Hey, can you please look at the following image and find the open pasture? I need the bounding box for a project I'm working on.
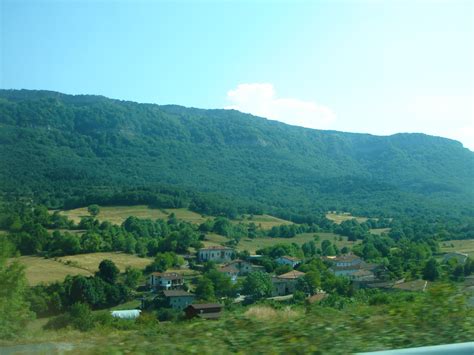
[59,206,207,225]
[326,212,368,224]
[12,252,152,285]
[440,239,474,258]
[205,232,358,254]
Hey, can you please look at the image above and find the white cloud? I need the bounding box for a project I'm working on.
[225,83,336,129]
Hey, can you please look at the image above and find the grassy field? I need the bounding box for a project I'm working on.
[12,252,153,285]
[58,252,152,272]
[59,206,207,225]
[232,214,293,230]
[59,205,292,230]
[205,232,358,254]
[326,212,368,224]
[370,228,391,235]
[440,239,474,258]
[12,256,93,286]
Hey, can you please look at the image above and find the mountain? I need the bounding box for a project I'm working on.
[1,89,473,218]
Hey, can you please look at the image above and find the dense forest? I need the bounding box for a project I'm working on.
[1,89,473,221]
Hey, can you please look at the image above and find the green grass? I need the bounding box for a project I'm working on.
[58,206,207,225]
[231,214,293,230]
[440,239,474,258]
[205,232,358,254]
[12,252,152,285]
[12,256,93,286]
[59,205,292,229]
[370,228,391,235]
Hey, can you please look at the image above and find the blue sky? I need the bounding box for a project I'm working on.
[2,0,473,149]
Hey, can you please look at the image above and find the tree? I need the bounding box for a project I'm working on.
[296,271,321,295]
[242,272,273,299]
[68,302,95,331]
[204,270,234,298]
[124,266,141,289]
[87,204,100,217]
[422,258,441,281]
[0,237,34,338]
[96,260,120,284]
[195,277,215,301]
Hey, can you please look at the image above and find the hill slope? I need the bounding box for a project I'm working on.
[1,89,473,217]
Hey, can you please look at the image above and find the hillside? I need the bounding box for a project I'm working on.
[1,89,473,218]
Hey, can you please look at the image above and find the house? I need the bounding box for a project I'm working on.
[272,270,305,296]
[227,259,254,275]
[275,256,302,268]
[148,272,184,290]
[219,259,254,276]
[218,264,239,283]
[198,246,235,263]
[350,269,375,281]
[185,303,223,320]
[162,290,195,310]
[324,254,362,268]
[443,252,468,265]
[326,254,378,279]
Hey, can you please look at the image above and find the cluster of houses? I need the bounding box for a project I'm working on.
[142,244,467,319]
[144,245,387,318]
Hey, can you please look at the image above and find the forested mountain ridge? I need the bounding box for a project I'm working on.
[1,89,473,217]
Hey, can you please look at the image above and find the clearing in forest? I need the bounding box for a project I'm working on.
[440,239,474,258]
[12,252,152,285]
[326,212,368,224]
[205,232,358,254]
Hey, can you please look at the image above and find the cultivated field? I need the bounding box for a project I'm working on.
[59,206,207,225]
[326,212,368,224]
[204,232,358,254]
[12,252,152,285]
[440,239,474,258]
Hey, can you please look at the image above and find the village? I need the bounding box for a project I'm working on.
[112,244,447,321]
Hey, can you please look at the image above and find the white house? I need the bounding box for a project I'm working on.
[275,256,302,268]
[198,246,235,263]
[148,272,184,290]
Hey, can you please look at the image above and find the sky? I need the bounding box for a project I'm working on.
[1,0,473,150]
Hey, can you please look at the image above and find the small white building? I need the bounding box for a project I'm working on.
[275,256,302,268]
[198,246,235,263]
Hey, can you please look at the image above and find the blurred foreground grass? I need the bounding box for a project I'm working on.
[2,284,473,354]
